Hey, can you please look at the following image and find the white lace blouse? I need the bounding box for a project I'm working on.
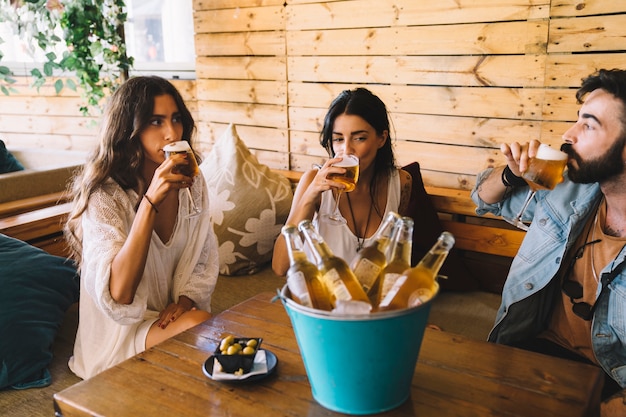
[69,177,219,379]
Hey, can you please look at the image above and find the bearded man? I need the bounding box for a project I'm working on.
[471,68,626,416]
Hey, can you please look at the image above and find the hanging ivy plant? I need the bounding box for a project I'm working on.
[0,0,133,115]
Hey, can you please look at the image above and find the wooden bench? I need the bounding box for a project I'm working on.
[0,170,525,291]
[0,197,71,257]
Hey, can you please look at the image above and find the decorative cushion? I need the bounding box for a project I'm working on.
[0,234,79,390]
[0,140,25,174]
[402,162,481,292]
[201,124,293,275]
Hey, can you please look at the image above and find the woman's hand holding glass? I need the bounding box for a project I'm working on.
[319,154,360,225]
[163,141,202,218]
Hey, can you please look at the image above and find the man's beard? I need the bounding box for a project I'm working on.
[561,139,626,184]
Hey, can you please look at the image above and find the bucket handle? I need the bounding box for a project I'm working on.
[271,287,285,304]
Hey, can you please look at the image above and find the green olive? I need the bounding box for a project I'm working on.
[219,335,235,351]
[226,344,240,355]
[242,346,255,355]
[246,339,258,348]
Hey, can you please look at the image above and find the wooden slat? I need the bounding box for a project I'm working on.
[287,0,549,29]
[194,32,286,56]
[545,53,626,87]
[287,55,546,87]
[442,220,525,258]
[195,6,284,33]
[0,203,71,242]
[288,109,546,149]
[196,79,287,105]
[0,114,99,136]
[548,15,626,53]
[551,0,626,18]
[197,122,289,153]
[193,0,287,13]
[1,132,97,151]
[287,83,547,120]
[197,101,288,129]
[0,95,89,117]
[0,191,67,218]
[286,21,548,56]
[195,56,287,80]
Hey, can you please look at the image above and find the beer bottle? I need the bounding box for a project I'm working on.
[349,211,401,296]
[298,220,372,312]
[377,231,454,311]
[282,225,333,311]
[376,216,414,306]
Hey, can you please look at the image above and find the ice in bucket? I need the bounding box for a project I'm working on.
[280,283,437,415]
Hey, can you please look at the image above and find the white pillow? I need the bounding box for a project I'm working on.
[201,124,293,275]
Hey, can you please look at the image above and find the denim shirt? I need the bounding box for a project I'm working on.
[471,169,626,388]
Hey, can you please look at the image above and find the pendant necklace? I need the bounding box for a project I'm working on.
[346,192,373,252]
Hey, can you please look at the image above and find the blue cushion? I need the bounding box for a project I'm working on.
[0,140,25,174]
[0,234,79,390]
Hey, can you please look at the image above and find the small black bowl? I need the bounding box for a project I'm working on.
[214,337,263,374]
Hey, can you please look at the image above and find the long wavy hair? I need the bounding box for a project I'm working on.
[319,87,397,217]
[64,76,196,265]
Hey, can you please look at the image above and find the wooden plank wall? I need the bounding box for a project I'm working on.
[1,1,625,191]
[193,0,626,190]
[0,79,197,153]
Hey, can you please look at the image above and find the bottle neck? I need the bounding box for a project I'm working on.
[416,240,452,275]
[299,221,334,264]
[283,227,306,265]
[389,240,412,264]
[388,219,413,263]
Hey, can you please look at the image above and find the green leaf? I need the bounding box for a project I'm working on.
[44,62,54,77]
[30,68,43,78]
[66,79,77,91]
[54,79,64,94]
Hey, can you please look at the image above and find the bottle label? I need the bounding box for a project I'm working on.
[378,274,407,308]
[378,272,402,301]
[352,258,382,292]
[287,272,313,308]
[407,288,433,307]
[322,268,352,301]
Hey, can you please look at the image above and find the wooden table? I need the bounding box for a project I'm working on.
[54,292,603,417]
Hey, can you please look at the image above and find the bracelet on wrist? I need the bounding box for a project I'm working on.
[501,166,527,187]
[143,194,159,213]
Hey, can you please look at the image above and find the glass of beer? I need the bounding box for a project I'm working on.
[321,154,359,225]
[504,144,568,231]
[163,141,202,217]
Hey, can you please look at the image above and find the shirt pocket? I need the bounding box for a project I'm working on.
[607,280,626,339]
[515,212,566,264]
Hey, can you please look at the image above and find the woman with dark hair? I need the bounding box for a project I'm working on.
[64,76,218,379]
[272,87,412,275]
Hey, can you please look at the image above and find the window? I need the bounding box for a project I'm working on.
[125,0,196,78]
[0,0,195,79]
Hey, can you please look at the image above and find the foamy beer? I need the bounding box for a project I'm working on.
[163,141,199,177]
[328,154,359,192]
[522,144,568,191]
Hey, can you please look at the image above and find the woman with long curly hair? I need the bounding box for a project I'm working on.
[64,76,218,379]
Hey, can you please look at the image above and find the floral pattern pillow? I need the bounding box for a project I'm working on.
[201,124,293,275]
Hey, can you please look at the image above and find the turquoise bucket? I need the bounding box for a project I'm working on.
[279,284,437,415]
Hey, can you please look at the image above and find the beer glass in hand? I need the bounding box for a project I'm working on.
[321,154,359,225]
[504,144,568,231]
[163,141,202,218]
